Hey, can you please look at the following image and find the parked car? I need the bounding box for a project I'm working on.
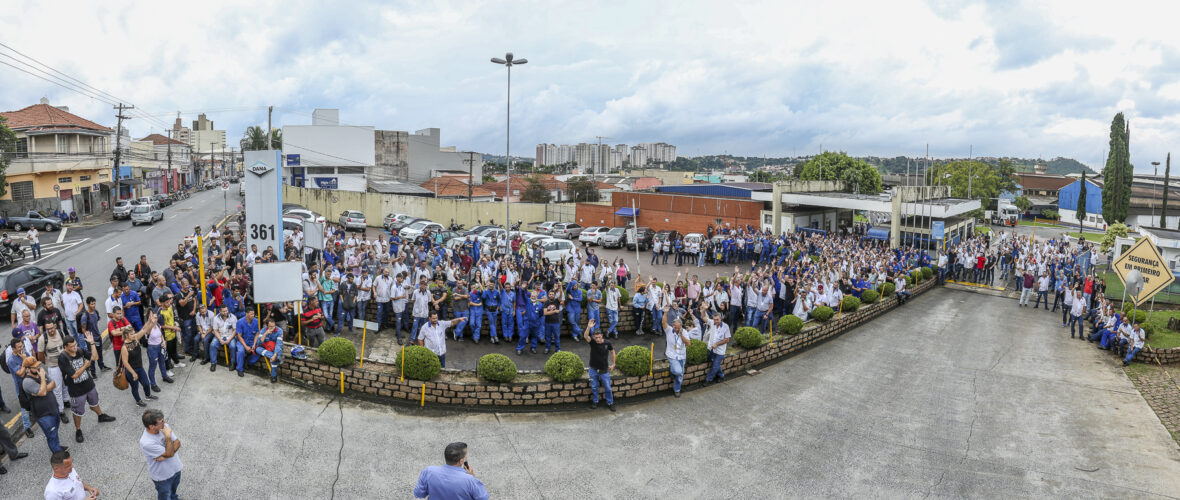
[601,227,627,248]
[0,265,64,320]
[463,224,497,236]
[6,211,62,232]
[578,226,610,245]
[399,221,444,243]
[535,221,558,234]
[626,226,655,250]
[282,216,304,240]
[282,203,307,212]
[549,222,584,239]
[134,197,152,206]
[282,208,326,225]
[113,200,134,220]
[338,210,367,232]
[151,194,172,207]
[382,213,405,230]
[130,204,164,226]
[653,230,682,248]
[684,233,704,246]
[537,237,576,261]
[388,216,425,232]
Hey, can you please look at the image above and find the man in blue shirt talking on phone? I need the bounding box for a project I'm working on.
[414,441,488,499]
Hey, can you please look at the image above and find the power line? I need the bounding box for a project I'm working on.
[0,41,133,105]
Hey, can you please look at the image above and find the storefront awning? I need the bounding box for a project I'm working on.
[615,207,638,216]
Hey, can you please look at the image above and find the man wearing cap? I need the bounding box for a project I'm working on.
[61,282,83,340]
[10,287,35,327]
[65,267,83,293]
[6,339,35,438]
[58,334,116,443]
[22,356,65,453]
[77,296,109,375]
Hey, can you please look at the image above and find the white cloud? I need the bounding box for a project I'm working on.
[1,0,1178,170]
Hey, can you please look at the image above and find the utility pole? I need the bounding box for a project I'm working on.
[112,104,133,204]
[968,144,973,199]
[267,106,274,150]
[166,127,173,194]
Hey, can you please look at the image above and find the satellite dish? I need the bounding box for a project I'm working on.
[1126,269,1144,297]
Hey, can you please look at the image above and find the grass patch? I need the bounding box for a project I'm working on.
[1143,309,1180,349]
[1123,362,1155,377]
[854,214,869,223]
[1065,231,1105,243]
[974,226,991,234]
[1102,271,1180,306]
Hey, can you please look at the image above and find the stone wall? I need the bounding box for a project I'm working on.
[276,278,949,409]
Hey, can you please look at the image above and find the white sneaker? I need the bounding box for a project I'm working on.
[177,363,186,368]
[166,370,175,377]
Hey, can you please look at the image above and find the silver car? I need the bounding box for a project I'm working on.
[338,210,367,232]
[600,227,626,248]
[130,204,163,226]
[550,222,584,239]
[113,200,134,220]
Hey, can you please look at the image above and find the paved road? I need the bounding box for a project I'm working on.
[2,285,1177,498]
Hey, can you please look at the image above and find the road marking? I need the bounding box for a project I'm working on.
[56,227,68,243]
[144,226,154,232]
[106,243,120,252]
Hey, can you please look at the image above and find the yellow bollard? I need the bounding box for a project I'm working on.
[264,356,273,374]
[223,344,229,366]
[400,345,405,382]
[340,371,344,394]
[649,342,653,377]
[360,322,367,368]
[837,296,845,319]
[420,382,426,407]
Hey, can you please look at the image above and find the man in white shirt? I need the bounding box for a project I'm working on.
[45,449,99,500]
[193,303,216,366]
[208,306,237,372]
[704,313,732,384]
[61,282,84,339]
[1069,289,1087,339]
[410,280,432,342]
[139,409,183,500]
[660,304,690,397]
[895,275,911,304]
[604,284,621,338]
[417,311,466,368]
[373,268,394,330]
[1121,323,1146,366]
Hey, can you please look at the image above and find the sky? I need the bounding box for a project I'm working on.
[1,0,1178,171]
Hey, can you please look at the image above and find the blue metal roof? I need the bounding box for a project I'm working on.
[654,183,767,198]
[615,207,637,216]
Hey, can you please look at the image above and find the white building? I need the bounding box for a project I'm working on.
[283,109,375,192]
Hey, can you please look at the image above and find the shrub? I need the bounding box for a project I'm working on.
[792,250,801,260]
[910,270,922,284]
[734,326,764,348]
[778,315,803,335]
[616,286,630,304]
[617,345,652,376]
[880,282,896,297]
[1142,323,1156,338]
[477,353,517,383]
[812,305,835,322]
[544,351,585,382]
[686,339,708,365]
[921,267,933,280]
[809,255,820,263]
[841,296,860,312]
[861,289,880,304]
[395,345,441,381]
[318,337,357,367]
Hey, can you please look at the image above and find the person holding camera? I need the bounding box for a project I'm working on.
[413,442,488,500]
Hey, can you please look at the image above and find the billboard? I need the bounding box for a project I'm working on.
[244,150,284,259]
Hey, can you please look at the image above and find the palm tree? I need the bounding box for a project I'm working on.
[269,129,282,150]
[243,126,267,151]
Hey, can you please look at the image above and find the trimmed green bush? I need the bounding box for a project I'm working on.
[477,353,517,383]
[861,289,880,304]
[812,305,835,322]
[686,339,708,365]
[318,337,357,367]
[792,250,801,260]
[617,345,652,376]
[910,270,922,284]
[1142,323,1156,338]
[734,326,764,348]
[616,286,630,304]
[544,351,585,382]
[880,282,896,297]
[809,255,820,263]
[395,345,441,381]
[841,296,860,312]
[921,267,933,280]
[778,314,804,335]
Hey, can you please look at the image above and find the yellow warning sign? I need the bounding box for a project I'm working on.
[1113,237,1176,306]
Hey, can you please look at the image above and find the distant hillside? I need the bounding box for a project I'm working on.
[1011,157,1096,175]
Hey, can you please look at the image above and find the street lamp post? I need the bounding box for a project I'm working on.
[1153,160,1161,226]
[491,52,527,233]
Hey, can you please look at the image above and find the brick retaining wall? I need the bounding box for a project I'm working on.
[276,278,953,409]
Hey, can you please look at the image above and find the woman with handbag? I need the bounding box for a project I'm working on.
[118,311,158,408]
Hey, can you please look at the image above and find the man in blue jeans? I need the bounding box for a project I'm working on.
[21,357,64,453]
[140,408,183,500]
[661,304,691,397]
[582,319,616,411]
[704,312,732,385]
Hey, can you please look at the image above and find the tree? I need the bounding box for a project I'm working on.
[520,177,551,203]
[1100,222,1129,253]
[795,151,883,194]
[0,116,15,197]
[1013,195,1031,213]
[565,176,600,202]
[1076,171,1088,234]
[928,159,1016,208]
[242,126,267,151]
[1101,113,1131,223]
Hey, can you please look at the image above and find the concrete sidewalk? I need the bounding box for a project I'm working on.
[1,288,1178,498]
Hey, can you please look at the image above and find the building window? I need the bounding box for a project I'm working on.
[58,177,73,183]
[80,175,90,181]
[337,166,364,175]
[14,137,28,158]
[11,181,34,201]
[57,136,72,154]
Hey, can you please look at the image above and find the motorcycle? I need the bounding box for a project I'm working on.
[448,219,465,232]
[1,234,25,259]
[511,220,522,232]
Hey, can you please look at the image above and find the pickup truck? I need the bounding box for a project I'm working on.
[6,211,62,232]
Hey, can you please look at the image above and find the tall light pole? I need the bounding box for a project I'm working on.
[491,52,527,231]
[1153,160,1161,226]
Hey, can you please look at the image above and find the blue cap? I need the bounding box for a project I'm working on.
[16,287,25,294]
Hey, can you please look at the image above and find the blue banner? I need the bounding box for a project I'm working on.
[932,221,945,239]
[286,154,300,166]
[313,177,338,189]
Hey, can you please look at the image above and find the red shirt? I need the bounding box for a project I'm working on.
[108,317,130,350]
[301,307,323,329]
